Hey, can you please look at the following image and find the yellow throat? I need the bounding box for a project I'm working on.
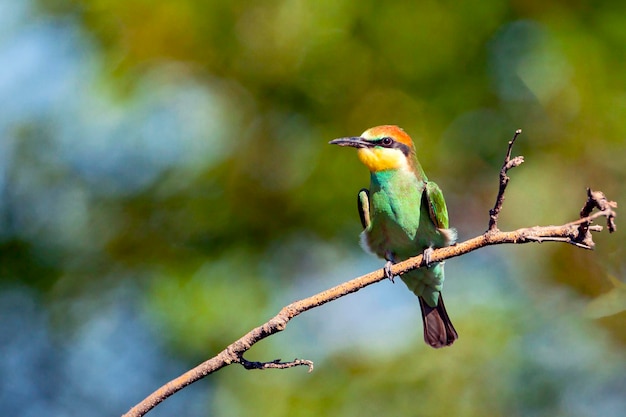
[357,147,407,172]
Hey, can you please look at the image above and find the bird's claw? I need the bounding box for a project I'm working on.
[423,247,434,267]
[384,260,395,283]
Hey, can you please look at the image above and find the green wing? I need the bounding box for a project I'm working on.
[424,181,450,229]
[357,188,371,229]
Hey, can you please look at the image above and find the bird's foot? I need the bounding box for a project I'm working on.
[384,260,395,283]
[423,247,434,267]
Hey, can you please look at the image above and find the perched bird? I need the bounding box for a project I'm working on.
[329,125,458,348]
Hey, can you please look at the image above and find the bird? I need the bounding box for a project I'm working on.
[329,125,458,348]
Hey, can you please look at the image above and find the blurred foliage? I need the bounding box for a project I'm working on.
[1,0,625,415]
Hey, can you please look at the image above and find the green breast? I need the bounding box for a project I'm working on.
[364,170,431,259]
[362,169,448,304]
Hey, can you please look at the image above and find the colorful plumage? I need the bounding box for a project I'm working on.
[330,125,458,348]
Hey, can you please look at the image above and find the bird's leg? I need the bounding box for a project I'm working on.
[384,261,394,283]
[423,247,434,267]
[384,251,396,283]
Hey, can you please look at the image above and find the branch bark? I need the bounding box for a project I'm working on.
[122,130,617,417]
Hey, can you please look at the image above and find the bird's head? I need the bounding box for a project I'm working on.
[329,125,415,172]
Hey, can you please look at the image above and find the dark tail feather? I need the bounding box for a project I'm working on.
[419,295,458,348]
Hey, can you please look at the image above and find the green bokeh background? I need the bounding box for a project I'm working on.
[1,1,624,416]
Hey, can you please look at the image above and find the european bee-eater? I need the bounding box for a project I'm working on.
[330,125,458,348]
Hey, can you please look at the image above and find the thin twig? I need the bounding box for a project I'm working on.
[240,357,314,372]
[488,129,524,232]
[578,188,617,237]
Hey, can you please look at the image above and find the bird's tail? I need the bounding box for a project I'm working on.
[418,294,458,348]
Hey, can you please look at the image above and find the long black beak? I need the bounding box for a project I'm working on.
[328,137,370,148]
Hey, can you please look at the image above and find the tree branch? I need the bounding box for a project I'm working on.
[122,130,617,417]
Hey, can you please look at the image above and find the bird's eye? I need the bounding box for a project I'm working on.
[381,137,393,146]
